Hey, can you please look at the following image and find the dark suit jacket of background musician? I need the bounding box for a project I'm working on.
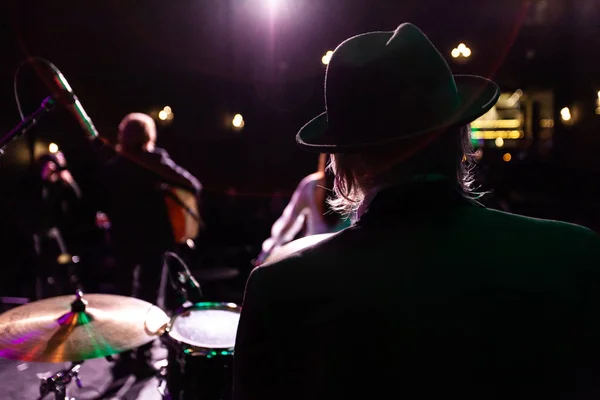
[98,146,201,256]
[234,181,600,400]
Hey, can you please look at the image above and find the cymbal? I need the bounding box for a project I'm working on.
[0,292,169,363]
[264,233,335,265]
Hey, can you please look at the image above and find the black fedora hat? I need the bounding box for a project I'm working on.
[297,23,500,152]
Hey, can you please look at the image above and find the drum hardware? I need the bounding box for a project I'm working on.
[36,361,83,400]
[156,365,170,399]
[36,356,116,400]
[164,251,204,309]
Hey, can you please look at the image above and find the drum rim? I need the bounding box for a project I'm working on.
[163,302,241,357]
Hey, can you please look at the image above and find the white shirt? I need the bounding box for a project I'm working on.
[257,173,330,264]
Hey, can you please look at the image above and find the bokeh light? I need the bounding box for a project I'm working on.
[503,153,512,162]
[322,51,333,65]
[560,107,571,121]
[158,106,174,122]
[48,143,59,153]
[232,114,245,129]
[451,43,471,59]
[495,137,504,148]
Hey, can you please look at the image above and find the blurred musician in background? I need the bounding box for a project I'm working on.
[98,112,201,376]
[31,151,81,298]
[255,154,350,265]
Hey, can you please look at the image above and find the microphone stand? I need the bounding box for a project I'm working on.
[37,360,83,400]
[0,96,56,155]
[164,251,204,308]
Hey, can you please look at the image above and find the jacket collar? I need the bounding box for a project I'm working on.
[356,179,484,226]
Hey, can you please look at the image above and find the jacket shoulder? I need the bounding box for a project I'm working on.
[477,207,595,233]
[471,207,600,253]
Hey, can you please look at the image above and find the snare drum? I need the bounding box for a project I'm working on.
[162,302,241,400]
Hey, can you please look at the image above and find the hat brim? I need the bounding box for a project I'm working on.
[296,75,500,153]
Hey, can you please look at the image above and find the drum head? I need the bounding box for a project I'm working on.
[169,303,241,350]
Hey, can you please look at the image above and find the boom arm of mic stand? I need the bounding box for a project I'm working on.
[0,96,56,155]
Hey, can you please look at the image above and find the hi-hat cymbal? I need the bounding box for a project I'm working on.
[263,233,335,265]
[0,292,169,363]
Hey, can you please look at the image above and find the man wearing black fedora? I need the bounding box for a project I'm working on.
[234,23,600,399]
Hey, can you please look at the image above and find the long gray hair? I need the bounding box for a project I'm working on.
[328,125,480,217]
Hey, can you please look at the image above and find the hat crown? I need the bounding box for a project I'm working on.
[296,23,500,151]
[324,23,460,140]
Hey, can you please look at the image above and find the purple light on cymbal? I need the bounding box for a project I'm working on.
[11,329,41,345]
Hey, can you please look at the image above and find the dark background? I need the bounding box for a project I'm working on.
[0,0,598,295]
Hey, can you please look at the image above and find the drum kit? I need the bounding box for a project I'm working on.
[0,289,241,400]
[0,58,338,400]
[0,229,334,400]
[0,233,328,399]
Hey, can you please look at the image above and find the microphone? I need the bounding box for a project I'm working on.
[164,252,204,305]
[1,59,101,154]
[50,67,99,139]
[0,96,55,150]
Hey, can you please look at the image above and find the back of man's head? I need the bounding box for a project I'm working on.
[117,113,157,153]
[328,125,476,216]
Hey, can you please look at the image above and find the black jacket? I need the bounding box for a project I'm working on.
[99,147,201,256]
[234,182,600,400]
